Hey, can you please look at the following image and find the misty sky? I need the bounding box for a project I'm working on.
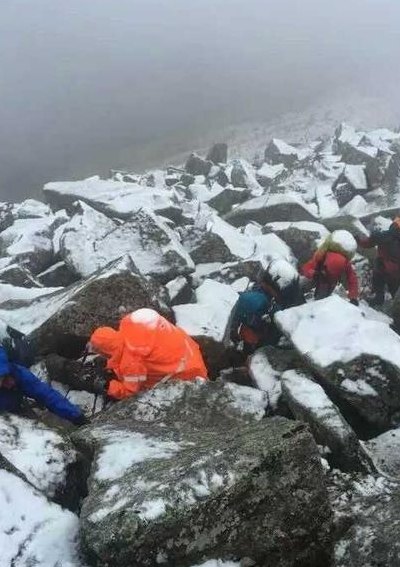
[1,0,400,201]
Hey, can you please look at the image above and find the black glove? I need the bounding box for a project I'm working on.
[350,298,359,306]
[72,414,89,426]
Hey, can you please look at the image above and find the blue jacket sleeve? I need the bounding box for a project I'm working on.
[11,364,84,423]
[0,347,11,377]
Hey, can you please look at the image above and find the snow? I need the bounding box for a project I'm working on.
[166,276,189,301]
[0,469,82,567]
[275,295,400,369]
[224,382,268,419]
[44,176,176,218]
[0,414,77,497]
[230,276,250,292]
[336,123,364,146]
[130,308,160,329]
[330,230,357,255]
[248,349,282,409]
[257,162,286,179]
[365,428,400,478]
[340,379,378,397]
[267,258,299,289]
[191,561,240,567]
[0,217,54,258]
[282,370,351,439]
[235,192,317,216]
[0,283,61,305]
[95,429,182,481]
[174,279,238,341]
[344,165,368,191]
[270,138,301,157]
[253,233,296,266]
[14,199,52,219]
[316,184,340,218]
[340,195,368,216]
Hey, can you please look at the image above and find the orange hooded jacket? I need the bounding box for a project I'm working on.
[89,309,208,400]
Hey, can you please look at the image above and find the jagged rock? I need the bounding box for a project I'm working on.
[185,153,213,176]
[256,162,287,188]
[331,473,400,567]
[316,184,340,218]
[333,165,369,207]
[225,193,317,227]
[207,186,250,215]
[180,226,236,264]
[248,346,301,412]
[0,282,61,308]
[180,172,196,187]
[229,160,248,188]
[282,370,372,472]
[174,279,238,376]
[0,468,82,566]
[43,175,177,219]
[0,256,172,356]
[276,296,400,430]
[73,380,332,567]
[206,143,228,165]
[365,428,400,478]
[263,221,329,264]
[37,261,79,287]
[265,138,307,168]
[0,262,41,288]
[166,276,193,305]
[0,414,85,509]
[14,198,52,219]
[0,201,15,232]
[0,216,56,274]
[59,202,194,283]
[205,259,264,286]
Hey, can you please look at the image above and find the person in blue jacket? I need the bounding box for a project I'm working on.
[0,345,86,425]
[228,259,304,355]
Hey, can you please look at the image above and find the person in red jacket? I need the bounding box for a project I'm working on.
[300,230,359,304]
[358,217,400,306]
[89,308,208,400]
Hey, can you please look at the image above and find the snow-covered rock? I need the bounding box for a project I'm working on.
[263,221,329,264]
[256,162,287,188]
[265,138,310,168]
[225,193,318,227]
[206,143,228,165]
[166,276,192,305]
[0,217,56,274]
[60,202,194,282]
[43,175,177,220]
[252,232,296,265]
[0,256,171,355]
[185,153,213,176]
[316,184,340,218]
[37,261,78,288]
[0,469,82,567]
[0,414,81,504]
[14,199,52,219]
[0,262,41,288]
[0,282,61,307]
[282,370,371,472]
[365,428,400,478]
[276,296,400,429]
[73,380,331,567]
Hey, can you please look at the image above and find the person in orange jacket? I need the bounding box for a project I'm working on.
[88,308,208,400]
[300,230,359,304]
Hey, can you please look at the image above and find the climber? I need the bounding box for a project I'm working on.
[228,259,304,355]
[300,230,359,304]
[0,345,86,424]
[88,308,208,400]
[358,217,400,306]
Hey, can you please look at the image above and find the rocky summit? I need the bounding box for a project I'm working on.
[2,123,400,566]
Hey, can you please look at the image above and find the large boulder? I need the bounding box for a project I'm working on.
[265,139,309,168]
[263,221,329,264]
[43,175,177,220]
[276,296,400,430]
[0,216,56,274]
[60,202,194,283]
[37,260,79,288]
[73,380,332,567]
[185,153,213,177]
[0,201,15,232]
[14,198,52,219]
[0,256,172,356]
[256,163,287,188]
[225,193,318,227]
[281,370,372,472]
[206,143,228,165]
[0,282,61,308]
[0,414,84,508]
[0,262,41,288]
[365,428,400,478]
[0,468,82,567]
[207,186,250,215]
[180,226,236,264]
[174,279,238,376]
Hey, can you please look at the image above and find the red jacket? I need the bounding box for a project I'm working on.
[301,250,359,300]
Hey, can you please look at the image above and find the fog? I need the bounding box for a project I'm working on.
[1,0,400,201]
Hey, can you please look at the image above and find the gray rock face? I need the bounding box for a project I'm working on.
[265,139,300,168]
[74,380,332,567]
[0,201,14,232]
[37,260,79,287]
[2,256,173,355]
[0,263,40,288]
[263,221,329,264]
[225,194,317,227]
[180,226,236,264]
[185,153,213,177]
[206,143,228,165]
[276,296,400,430]
[282,370,372,472]
[207,187,250,215]
[365,428,400,478]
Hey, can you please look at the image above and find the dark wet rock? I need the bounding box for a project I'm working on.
[207,186,251,215]
[73,380,332,567]
[37,261,79,288]
[206,143,228,165]
[185,153,213,177]
[263,221,329,264]
[180,226,236,264]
